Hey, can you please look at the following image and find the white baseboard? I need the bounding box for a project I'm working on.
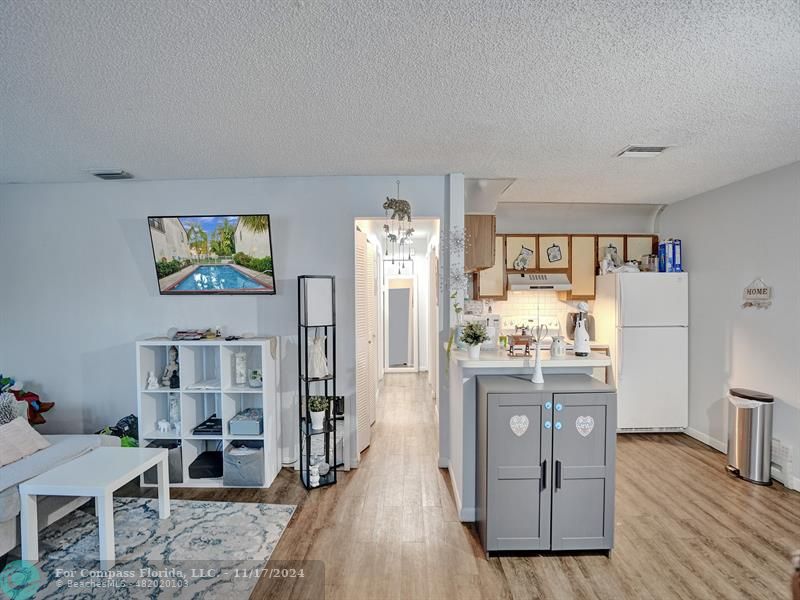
[685,427,727,454]
[792,477,800,492]
[447,464,476,521]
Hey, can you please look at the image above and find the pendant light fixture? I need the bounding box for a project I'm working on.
[382,180,414,269]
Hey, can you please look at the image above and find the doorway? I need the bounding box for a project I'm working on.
[385,275,417,371]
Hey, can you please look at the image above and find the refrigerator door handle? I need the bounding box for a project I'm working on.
[617,329,623,382]
[541,459,547,490]
[555,460,562,489]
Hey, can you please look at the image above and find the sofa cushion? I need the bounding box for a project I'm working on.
[0,417,51,467]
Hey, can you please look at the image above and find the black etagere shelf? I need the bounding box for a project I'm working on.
[297,275,344,489]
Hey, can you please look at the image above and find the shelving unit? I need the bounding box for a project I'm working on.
[135,337,280,488]
[298,275,343,489]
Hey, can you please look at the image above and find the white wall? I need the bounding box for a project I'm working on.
[0,176,448,468]
[496,202,661,234]
[658,162,800,488]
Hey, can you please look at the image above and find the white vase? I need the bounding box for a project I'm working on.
[234,352,247,385]
[310,410,325,431]
[467,344,481,360]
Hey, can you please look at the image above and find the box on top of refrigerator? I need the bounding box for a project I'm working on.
[658,239,682,272]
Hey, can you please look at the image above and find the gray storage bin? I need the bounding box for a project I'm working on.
[144,440,183,484]
[223,441,265,487]
[228,408,264,436]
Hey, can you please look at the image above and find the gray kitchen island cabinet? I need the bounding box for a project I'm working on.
[477,375,616,554]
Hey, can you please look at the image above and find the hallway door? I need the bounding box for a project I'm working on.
[355,228,371,453]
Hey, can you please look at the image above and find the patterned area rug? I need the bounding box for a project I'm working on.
[4,498,294,598]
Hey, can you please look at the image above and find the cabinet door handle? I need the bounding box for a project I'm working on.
[541,460,547,490]
[555,460,562,489]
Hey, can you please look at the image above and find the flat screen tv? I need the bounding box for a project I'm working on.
[148,214,276,295]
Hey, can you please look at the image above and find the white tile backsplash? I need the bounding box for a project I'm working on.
[486,291,593,337]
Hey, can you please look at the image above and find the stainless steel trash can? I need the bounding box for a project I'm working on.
[726,388,773,485]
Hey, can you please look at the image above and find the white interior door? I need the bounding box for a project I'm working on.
[355,228,371,453]
[617,326,688,429]
[366,242,378,425]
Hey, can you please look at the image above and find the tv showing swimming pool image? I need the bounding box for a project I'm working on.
[148,214,275,295]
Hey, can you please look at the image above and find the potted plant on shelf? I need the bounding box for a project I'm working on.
[460,321,489,360]
[308,396,329,431]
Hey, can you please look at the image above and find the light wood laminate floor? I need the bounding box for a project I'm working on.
[132,373,800,599]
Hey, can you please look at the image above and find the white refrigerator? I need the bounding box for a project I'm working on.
[595,273,688,430]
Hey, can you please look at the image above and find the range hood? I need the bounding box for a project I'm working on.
[507,273,572,291]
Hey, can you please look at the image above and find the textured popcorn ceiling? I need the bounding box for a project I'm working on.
[1,1,798,203]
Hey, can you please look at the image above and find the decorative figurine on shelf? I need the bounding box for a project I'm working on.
[234,352,247,385]
[169,370,180,389]
[161,346,179,387]
[168,392,180,426]
[145,371,159,390]
[308,335,330,379]
[248,369,263,388]
[309,464,320,487]
[157,419,170,433]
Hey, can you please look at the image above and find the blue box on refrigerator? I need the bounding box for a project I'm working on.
[672,239,682,272]
[658,242,666,272]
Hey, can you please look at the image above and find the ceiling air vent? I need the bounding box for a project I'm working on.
[92,170,133,180]
[616,145,670,158]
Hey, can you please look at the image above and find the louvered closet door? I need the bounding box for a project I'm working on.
[355,229,371,453]
[366,242,378,425]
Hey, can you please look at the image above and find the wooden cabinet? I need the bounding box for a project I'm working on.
[569,235,596,300]
[505,235,537,272]
[538,235,570,270]
[475,235,506,300]
[465,215,496,272]
[625,235,658,262]
[597,236,625,263]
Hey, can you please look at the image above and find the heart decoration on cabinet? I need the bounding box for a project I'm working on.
[509,415,529,437]
[575,415,594,437]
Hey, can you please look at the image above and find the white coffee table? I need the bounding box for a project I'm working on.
[19,446,170,567]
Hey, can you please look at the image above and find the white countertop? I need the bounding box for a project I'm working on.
[447,347,612,369]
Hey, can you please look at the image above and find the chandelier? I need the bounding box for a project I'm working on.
[382,180,414,268]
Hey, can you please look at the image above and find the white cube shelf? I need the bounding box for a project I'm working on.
[136,337,280,488]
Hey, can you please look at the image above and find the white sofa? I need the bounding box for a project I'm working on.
[0,402,120,557]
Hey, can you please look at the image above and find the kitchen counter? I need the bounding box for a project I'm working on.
[449,347,611,369]
[441,344,613,522]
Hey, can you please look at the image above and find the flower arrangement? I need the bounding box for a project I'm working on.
[460,321,489,346]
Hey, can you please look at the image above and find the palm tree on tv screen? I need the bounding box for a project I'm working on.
[185,223,208,257]
[239,215,269,233]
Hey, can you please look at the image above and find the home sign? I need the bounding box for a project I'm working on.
[742,278,772,309]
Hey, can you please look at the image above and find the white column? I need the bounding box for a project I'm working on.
[438,173,465,468]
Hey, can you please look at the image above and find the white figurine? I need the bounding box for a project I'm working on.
[157,419,170,433]
[146,371,159,390]
[308,336,330,379]
[309,464,320,487]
